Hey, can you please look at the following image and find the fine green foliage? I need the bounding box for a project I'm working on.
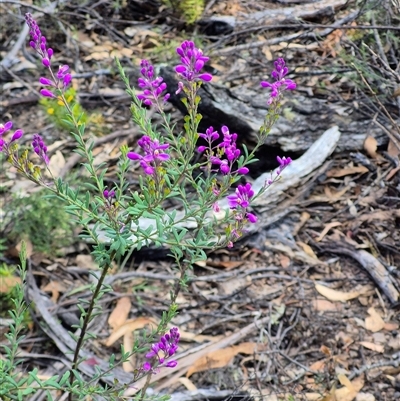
[337,4,399,105]
[39,87,88,131]
[4,191,76,255]
[39,87,106,135]
[163,0,205,24]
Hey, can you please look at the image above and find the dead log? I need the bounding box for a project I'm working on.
[161,67,387,153]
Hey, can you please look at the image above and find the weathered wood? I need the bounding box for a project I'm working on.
[161,67,386,153]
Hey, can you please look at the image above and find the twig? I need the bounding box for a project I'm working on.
[348,359,400,380]
[207,23,400,46]
[327,245,399,304]
[213,11,359,55]
[371,13,390,68]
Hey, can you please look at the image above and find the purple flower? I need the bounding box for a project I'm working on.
[136,60,169,108]
[25,13,72,94]
[227,183,254,209]
[175,41,213,83]
[198,126,248,176]
[32,134,49,165]
[127,136,170,175]
[0,121,13,136]
[25,13,53,68]
[143,327,180,373]
[247,213,257,223]
[57,65,72,87]
[39,77,54,86]
[40,89,56,98]
[261,58,296,105]
[11,129,23,142]
[0,121,24,154]
[226,183,257,224]
[276,155,292,175]
[103,188,116,199]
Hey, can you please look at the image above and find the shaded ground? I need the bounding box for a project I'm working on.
[1,1,400,400]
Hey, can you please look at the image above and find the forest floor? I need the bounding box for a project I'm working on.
[1,1,400,400]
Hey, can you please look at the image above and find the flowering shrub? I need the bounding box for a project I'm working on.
[0,12,295,401]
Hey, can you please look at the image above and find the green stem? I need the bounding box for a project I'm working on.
[67,250,116,401]
[139,372,153,401]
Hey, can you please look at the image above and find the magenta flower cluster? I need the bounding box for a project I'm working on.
[25,13,53,69]
[137,60,170,107]
[25,13,72,99]
[198,126,249,176]
[261,58,296,105]
[264,156,293,185]
[227,183,257,224]
[32,134,49,165]
[0,121,50,168]
[143,327,180,372]
[103,188,116,199]
[0,121,23,151]
[175,40,213,83]
[127,136,170,175]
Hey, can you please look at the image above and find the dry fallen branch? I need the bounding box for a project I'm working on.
[328,244,399,304]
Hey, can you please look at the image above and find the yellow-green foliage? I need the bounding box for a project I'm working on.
[0,263,32,325]
[5,191,76,256]
[39,87,106,134]
[39,87,87,131]
[163,0,205,24]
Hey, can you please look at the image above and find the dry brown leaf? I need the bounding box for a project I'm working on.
[279,254,291,268]
[321,345,332,357]
[386,165,400,181]
[186,342,259,378]
[105,317,157,347]
[359,341,384,353]
[309,359,326,372]
[312,299,343,312]
[365,307,385,332]
[387,139,400,158]
[209,260,243,271]
[316,222,342,242]
[186,347,235,377]
[327,166,369,178]
[42,280,67,303]
[338,373,355,392]
[384,322,399,331]
[75,254,98,270]
[315,284,367,302]
[335,375,364,401]
[364,136,378,158]
[297,241,318,259]
[108,297,131,331]
[293,211,310,235]
[324,185,350,200]
[0,276,21,293]
[123,331,135,372]
[178,377,197,391]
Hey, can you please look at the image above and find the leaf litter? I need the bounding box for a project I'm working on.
[0,0,399,400]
